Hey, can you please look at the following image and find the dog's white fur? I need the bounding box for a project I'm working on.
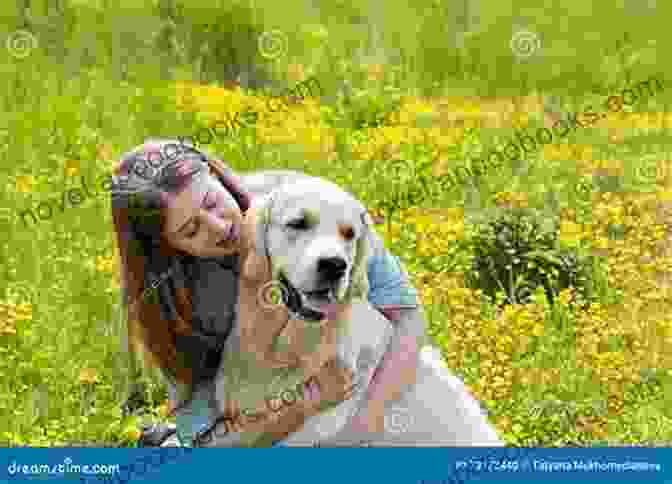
[122,169,503,446]
[254,178,364,304]
[208,173,503,446]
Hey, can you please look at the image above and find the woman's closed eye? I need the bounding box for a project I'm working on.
[184,193,219,238]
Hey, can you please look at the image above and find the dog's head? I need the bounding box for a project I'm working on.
[250,177,372,320]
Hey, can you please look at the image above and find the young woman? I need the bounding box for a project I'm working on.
[111,139,426,446]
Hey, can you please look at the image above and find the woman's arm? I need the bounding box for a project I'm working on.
[350,230,427,432]
[351,308,425,432]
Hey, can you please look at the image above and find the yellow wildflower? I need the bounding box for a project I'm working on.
[14,302,32,321]
[560,220,585,246]
[159,401,171,418]
[64,159,80,178]
[366,63,385,82]
[79,368,99,385]
[15,175,35,193]
[532,323,544,337]
[124,427,141,441]
[0,302,17,335]
[96,144,116,169]
[286,63,306,83]
[95,255,115,273]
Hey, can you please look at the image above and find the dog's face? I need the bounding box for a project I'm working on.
[257,178,370,311]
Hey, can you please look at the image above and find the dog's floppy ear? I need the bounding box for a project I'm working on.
[343,207,372,303]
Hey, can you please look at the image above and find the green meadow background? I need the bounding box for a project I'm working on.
[1,0,671,446]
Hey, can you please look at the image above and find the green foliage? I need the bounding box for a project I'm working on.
[154,0,274,87]
[465,207,595,309]
[335,85,403,131]
[1,0,671,449]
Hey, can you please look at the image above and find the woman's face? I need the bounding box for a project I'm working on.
[162,172,245,257]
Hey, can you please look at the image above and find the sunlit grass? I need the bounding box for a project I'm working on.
[1,4,672,447]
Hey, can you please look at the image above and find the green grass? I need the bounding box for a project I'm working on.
[1,0,671,446]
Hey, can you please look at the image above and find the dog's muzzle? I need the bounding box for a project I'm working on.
[278,272,337,323]
[317,256,347,283]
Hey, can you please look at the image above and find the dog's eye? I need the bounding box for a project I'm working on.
[341,226,355,240]
[286,218,309,230]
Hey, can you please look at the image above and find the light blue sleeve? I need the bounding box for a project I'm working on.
[364,229,428,347]
[365,230,419,309]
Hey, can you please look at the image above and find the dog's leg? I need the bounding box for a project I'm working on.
[280,303,394,446]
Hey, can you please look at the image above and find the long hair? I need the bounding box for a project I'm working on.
[111,140,251,385]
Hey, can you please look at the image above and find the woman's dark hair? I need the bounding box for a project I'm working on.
[111,139,250,385]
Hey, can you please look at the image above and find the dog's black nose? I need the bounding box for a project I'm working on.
[317,256,347,281]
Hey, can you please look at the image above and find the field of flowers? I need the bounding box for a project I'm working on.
[1,0,672,448]
[3,73,671,447]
